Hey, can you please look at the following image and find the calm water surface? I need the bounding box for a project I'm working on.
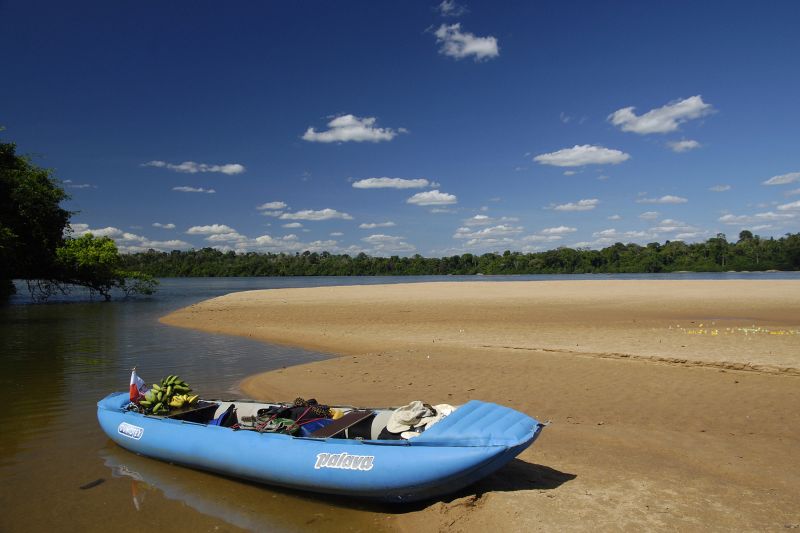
[1,273,797,532]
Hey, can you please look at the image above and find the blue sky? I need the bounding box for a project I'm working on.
[2,0,799,256]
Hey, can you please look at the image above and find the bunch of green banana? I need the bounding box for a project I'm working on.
[138,375,198,415]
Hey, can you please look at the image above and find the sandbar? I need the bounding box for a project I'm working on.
[161,280,800,531]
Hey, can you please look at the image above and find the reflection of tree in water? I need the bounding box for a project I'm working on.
[0,302,120,465]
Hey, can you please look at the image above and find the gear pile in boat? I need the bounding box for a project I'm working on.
[125,369,455,440]
[234,397,337,435]
[204,397,458,440]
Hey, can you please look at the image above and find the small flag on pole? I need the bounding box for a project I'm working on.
[129,368,147,402]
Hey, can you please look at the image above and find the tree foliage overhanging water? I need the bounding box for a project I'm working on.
[1,141,156,300]
[121,231,800,277]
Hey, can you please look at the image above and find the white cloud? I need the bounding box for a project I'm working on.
[650,218,698,234]
[787,188,800,197]
[330,232,344,237]
[69,223,89,234]
[462,214,518,227]
[64,179,95,189]
[763,172,800,186]
[282,222,303,228]
[279,208,353,221]
[69,224,191,252]
[302,114,404,143]
[71,225,123,238]
[248,234,343,253]
[563,170,578,176]
[257,201,287,210]
[453,224,525,250]
[152,222,176,229]
[593,229,621,239]
[93,221,360,255]
[719,211,796,225]
[187,228,352,254]
[709,185,731,192]
[636,195,688,204]
[550,198,599,211]
[120,239,192,253]
[639,211,660,220]
[540,225,577,235]
[777,200,800,211]
[144,160,245,175]
[572,224,709,248]
[361,234,415,253]
[523,234,562,243]
[352,177,431,189]
[437,0,467,17]
[668,139,701,152]
[206,232,248,243]
[464,214,492,226]
[608,214,622,220]
[608,95,714,134]
[173,186,216,194]
[533,145,630,167]
[593,228,651,240]
[407,189,458,206]
[516,228,571,247]
[359,221,396,229]
[454,224,523,241]
[186,224,237,235]
[674,232,706,240]
[434,23,499,61]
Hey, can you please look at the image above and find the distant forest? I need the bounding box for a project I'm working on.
[119,231,800,277]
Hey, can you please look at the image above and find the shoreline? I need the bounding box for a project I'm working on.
[160,280,800,531]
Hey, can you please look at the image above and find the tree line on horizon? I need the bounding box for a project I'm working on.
[121,231,800,277]
[4,137,799,299]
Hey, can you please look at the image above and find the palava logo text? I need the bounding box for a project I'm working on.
[314,453,374,471]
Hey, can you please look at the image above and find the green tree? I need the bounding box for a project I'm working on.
[0,142,71,296]
[55,233,157,301]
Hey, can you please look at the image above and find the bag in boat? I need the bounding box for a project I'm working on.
[298,418,335,437]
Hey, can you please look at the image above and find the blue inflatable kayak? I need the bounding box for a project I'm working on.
[97,392,544,502]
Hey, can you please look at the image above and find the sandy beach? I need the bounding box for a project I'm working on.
[161,281,800,531]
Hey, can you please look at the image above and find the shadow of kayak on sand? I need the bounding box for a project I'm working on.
[470,458,577,494]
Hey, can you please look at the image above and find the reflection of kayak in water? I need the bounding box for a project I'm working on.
[102,446,299,532]
[97,392,544,502]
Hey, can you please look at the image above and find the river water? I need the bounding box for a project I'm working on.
[1,273,797,532]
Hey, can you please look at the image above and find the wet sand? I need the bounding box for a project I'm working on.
[161,281,800,531]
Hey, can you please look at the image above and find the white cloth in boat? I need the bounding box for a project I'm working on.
[386,401,456,434]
